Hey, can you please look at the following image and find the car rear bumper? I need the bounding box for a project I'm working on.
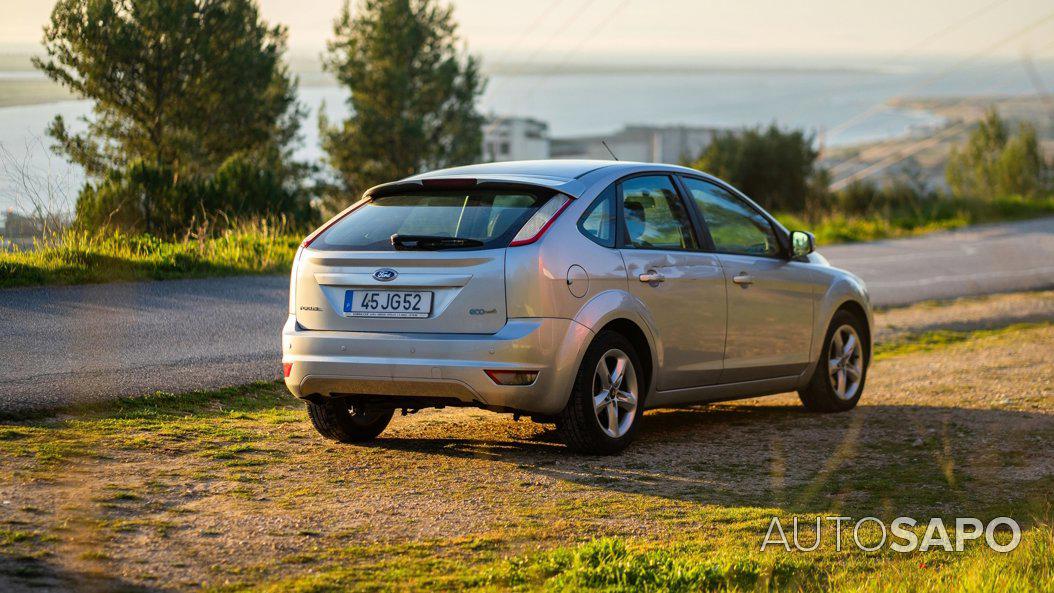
[281,315,594,415]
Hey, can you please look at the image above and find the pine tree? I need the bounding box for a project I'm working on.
[320,0,485,200]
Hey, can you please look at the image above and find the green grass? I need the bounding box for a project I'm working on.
[777,194,1054,244]
[214,520,1054,593]
[874,322,1052,360]
[0,223,301,288]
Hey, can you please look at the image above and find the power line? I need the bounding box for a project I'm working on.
[486,0,566,68]
[482,0,605,137]
[483,0,631,139]
[828,122,968,191]
[826,34,1054,186]
[822,8,1054,145]
[499,0,602,76]
[889,0,1011,62]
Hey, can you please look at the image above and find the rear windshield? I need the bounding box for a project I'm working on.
[314,189,553,251]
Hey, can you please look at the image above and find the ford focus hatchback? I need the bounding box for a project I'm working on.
[283,160,872,454]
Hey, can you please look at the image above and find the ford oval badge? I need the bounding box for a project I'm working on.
[373,268,398,282]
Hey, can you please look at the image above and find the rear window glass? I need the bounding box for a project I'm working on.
[314,189,553,251]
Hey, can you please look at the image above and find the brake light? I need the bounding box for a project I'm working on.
[422,178,477,189]
[485,370,539,386]
[283,363,293,378]
[301,198,368,248]
[509,195,572,247]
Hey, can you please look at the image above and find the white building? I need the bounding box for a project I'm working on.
[552,125,722,163]
[482,117,550,162]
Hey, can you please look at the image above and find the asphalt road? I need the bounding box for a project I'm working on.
[2,216,1052,415]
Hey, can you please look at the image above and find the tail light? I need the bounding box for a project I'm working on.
[283,363,293,378]
[485,369,539,386]
[509,195,572,247]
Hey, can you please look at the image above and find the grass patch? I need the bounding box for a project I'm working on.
[874,322,1051,360]
[0,222,300,288]
[218,524,1054,593]
[777,194,1054,244]
[0,529,36,547]
[0,382,298,471]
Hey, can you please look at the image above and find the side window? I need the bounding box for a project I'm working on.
[578,184,616,247]
[681,177,780,257]
[619,176,698,250]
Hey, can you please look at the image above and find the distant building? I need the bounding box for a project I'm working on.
[482,117,550,162]
[4,209,41,238]
[552,125,723,163]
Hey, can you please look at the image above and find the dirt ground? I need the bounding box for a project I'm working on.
[0,291,1052,591]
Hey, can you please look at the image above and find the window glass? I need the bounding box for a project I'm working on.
[681,178,780,257]
[316,190,548,251]
[620,176,698,250]
[578,185,616,247]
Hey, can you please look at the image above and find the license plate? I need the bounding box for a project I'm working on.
[344,290,433,318]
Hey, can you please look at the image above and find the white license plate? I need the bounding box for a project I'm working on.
[344,290,433,318]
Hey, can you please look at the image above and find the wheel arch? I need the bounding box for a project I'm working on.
[833,299,872,362]
[572,289,662,397]
[596,318,655,398]
[804,274,874,386]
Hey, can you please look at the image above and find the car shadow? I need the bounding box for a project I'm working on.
[364,402,1054,520]
[0,551,171,593]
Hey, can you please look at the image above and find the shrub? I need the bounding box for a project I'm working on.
[689,124,820,213]
[946,108,1048,199]
[74,156,315,236]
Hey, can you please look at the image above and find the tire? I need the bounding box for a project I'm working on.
[556,330,646,454]
[798,309,869,413]
[307,399,395,443]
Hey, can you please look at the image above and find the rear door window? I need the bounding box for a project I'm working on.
[314,189,551,251]
[619,176,699,250]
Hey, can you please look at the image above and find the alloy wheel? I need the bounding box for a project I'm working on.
[828,324,864,401]
[592,349,639,438]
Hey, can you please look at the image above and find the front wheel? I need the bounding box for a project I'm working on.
[798,310,869,412]
[556,331,645,454]
[307,399,394,443]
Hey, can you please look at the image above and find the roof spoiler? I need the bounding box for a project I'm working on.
[363,177,570,199]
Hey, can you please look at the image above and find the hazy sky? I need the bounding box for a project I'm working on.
[3,0,1054,63]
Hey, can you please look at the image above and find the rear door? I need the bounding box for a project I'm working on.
[617,175,727,390]
[679,176,816,382]
[295,188,551,334]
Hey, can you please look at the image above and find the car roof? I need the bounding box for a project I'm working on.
[366,160,710,198]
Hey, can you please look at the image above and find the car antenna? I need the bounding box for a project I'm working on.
[601,140,619,161]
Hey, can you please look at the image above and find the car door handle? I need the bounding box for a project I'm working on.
[639,272,666,283]
[732,272,754,286]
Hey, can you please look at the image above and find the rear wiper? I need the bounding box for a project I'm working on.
[390,234,485,250]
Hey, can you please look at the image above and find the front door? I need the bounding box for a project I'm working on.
[617,175,727,391]
[714,254,815,381]
[679,176,815,382]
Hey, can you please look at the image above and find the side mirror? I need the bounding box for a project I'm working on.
[790,230,815,259]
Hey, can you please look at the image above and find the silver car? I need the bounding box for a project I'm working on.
[283,160,872,454]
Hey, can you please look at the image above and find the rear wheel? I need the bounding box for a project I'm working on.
[557,331,645,454]
[798,310,868,412]
[307,399,394,443]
